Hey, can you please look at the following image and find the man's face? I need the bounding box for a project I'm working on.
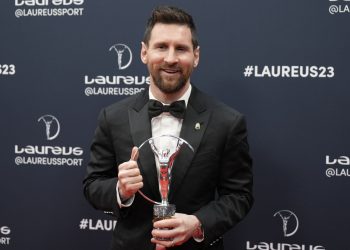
[141,23,200,94]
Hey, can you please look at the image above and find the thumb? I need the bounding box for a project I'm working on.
[130,146,139,161]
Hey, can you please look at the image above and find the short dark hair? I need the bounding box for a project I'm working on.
[143,6,199,49]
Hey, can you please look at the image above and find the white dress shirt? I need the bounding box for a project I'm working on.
[116,85,192,208]
[116,85,203,242]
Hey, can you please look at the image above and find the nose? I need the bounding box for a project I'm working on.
[164,48,178,64]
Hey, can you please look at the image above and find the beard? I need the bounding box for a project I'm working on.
[153,75,187,94]
[150,65,190,94]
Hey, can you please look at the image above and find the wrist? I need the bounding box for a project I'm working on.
[119,190,127,202]
[191,216,204,240]
[116,181,130,202]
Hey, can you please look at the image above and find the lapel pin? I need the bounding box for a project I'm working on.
[195,122,201,130]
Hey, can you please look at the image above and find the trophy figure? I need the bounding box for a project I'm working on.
[138,135,194,239]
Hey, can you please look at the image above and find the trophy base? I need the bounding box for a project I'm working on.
[153,204,176,241]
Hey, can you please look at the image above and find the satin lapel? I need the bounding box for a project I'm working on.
[128,92,160,202]
[169,88,211,201]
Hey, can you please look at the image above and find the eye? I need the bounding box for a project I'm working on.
[176,46,189,52]
[156,44,167,50]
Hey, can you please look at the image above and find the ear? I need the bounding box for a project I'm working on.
[140,42,148,64]
[193,46,200,68]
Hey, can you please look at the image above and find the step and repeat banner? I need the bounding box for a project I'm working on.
[1,0,349,249]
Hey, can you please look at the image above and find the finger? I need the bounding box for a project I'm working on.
[118,168,142,179]
[153,218,178,229]
[118,160,139,171]
[123,182,144,192]
[152,228,176,239]
[119,180,143,193]
[130,146,139,161]
[119,175,143,186]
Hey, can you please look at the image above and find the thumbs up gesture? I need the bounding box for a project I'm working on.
[118,147,143,200]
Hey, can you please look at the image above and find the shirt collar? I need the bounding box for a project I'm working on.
[149,84,192,107]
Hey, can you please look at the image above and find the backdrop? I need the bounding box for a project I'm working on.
[1,0,349,249]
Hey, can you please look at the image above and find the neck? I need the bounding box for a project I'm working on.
[150,82,190,104]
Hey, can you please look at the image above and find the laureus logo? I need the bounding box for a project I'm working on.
[109,43,133,70]
[38,115,60,140]
[273,210,299,237]
[245,210,325,250]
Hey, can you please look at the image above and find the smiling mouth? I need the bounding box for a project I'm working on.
[161,68,181,74]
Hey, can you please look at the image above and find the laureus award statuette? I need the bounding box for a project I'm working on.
[138,135,194,239]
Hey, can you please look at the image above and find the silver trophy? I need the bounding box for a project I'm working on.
[138,135,194,238]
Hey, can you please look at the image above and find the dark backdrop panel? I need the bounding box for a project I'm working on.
[1,0,348,249]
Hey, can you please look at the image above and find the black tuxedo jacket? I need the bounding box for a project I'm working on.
[83,86,253,250]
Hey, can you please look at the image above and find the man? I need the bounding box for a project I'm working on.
[83,6,253,250]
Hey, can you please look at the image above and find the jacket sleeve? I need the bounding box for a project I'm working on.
[83,108,122,218]
[193,114,254,247]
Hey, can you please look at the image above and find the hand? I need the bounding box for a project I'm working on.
[151,213,201,248]
[118,147,143,200]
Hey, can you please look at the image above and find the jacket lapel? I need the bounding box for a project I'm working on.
[169,86,211,201]
[128,90,160,202]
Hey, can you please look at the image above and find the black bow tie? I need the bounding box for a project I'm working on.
[148,100,186,119]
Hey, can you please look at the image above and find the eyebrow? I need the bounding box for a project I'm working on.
[152,42,191,49]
